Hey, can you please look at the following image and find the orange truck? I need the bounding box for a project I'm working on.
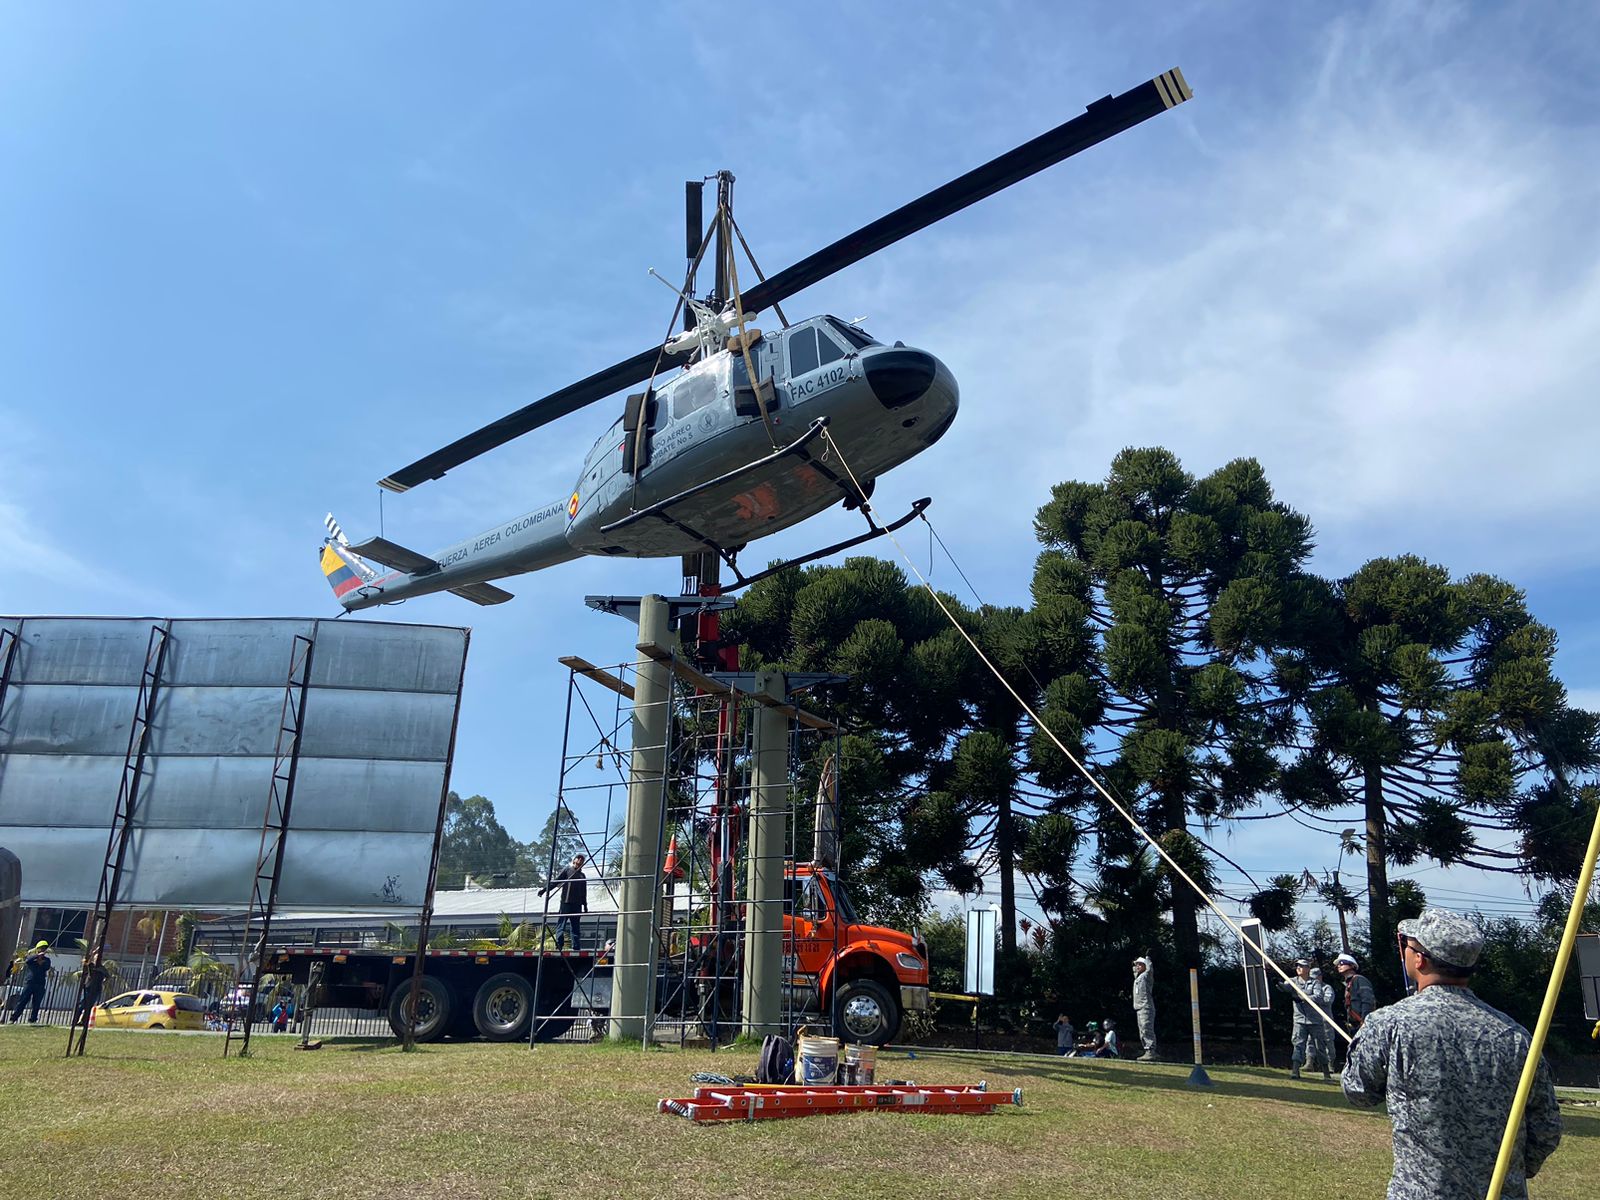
[270,862,928,1046]
[781,863,930,1045]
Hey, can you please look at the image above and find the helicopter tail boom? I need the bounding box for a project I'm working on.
[318,497,579,611]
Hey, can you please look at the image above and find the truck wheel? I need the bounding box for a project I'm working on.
[387,976,451,1042]
[472,973,534,1042]
[834,978,899,1046]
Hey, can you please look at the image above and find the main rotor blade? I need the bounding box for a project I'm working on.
[378,68,1191,492]
[378,344,691,492]
[740,68,1192,315]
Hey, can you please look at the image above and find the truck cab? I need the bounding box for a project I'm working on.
[783,864,928,1045]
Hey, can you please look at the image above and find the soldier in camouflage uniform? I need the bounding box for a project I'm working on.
[1310,967,1338,1075]
[1275,958,1330,1080]
[1342,908,1562,1200]
[1132,957,1157,1061]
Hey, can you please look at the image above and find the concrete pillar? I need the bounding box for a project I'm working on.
[610,594,672,1039]
[742,669,788,1038]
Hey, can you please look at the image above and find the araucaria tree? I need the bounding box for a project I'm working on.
[1282,556,1599,972]
[1030,448,1317,969]
[726,557,983,926]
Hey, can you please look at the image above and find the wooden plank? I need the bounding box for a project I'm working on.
[635,641,840,734]
[558,655,634,700]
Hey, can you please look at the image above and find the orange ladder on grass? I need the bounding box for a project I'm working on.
[658,1083,1023,1122]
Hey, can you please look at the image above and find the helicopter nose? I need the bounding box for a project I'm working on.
[863,348,937,409]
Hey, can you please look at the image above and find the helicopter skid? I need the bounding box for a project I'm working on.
[719,495,932,592]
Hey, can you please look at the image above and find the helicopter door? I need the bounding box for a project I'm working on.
[621,388,658,476]
[730,349,778,418]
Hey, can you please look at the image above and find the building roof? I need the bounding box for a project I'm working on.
[202,878,641,930]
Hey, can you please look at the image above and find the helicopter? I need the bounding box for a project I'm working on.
[321,69,1192,612]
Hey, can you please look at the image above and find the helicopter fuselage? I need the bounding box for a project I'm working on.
[333,316,956,610]
[569,317,957,557]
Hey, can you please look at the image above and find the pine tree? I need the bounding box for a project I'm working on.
[1280,558,1600,978]
[1030,449,1316,970]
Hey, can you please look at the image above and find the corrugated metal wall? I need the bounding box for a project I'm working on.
[0,616,468,912]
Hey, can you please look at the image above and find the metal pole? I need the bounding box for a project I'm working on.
[611,594,671,1038]
[1257,1009,1268,1069]
[402,628,471,1050]
[529,667,578,1050]
[642,670,678,1050]
[741,670,786,1038]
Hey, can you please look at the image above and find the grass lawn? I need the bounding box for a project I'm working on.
[1,1027,1595,1200]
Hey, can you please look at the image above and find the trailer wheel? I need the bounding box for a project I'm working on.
[472,973,534,1041]
[834,978,899,1046]
[387,976,451,1043]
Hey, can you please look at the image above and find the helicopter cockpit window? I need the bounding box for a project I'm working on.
[827,318,876,350]
[816,327,849,367]
[671,369,719,422]
[787,327,819,377]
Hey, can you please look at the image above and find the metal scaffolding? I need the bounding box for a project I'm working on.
[527,646,843,1048]
[226,631,316,1058]
[67,621,171,1057]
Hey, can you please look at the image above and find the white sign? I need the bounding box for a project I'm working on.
[964,907,997,995]
[1240,918,1271,1011]
[1577,933,1600,1022]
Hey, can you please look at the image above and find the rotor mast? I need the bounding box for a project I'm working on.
[711,170,734,311]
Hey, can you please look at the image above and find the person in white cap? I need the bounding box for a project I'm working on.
[1334,951,1376,1039]
[1131,956,1157,1061]
[1342,907,1562,1199]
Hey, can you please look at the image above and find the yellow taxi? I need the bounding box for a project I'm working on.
[92,990,209,1031]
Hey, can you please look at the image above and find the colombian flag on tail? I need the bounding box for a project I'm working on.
[321,544,364,601]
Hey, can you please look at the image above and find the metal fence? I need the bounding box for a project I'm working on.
[0,967,398,1040]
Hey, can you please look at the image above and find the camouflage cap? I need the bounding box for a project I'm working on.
[1398,907,1483,970]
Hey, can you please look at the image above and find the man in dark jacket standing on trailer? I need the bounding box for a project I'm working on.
[544,853,589,950]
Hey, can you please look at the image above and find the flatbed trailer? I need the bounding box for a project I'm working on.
[269,946,601,1043]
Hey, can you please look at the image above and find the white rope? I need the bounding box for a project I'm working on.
[817,426,1352,1045]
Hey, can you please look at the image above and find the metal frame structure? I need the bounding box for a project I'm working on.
[67,621,171,1056]
[0,626,19,712]
[226,632,317,1057]
[527,650,841,1048]
[399,632,473,1051]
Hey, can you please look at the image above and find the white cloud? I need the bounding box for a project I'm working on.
[864,3,1600,590]
[0,500,97,589]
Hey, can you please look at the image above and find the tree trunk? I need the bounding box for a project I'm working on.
[1364,762,1393,973]
[1164,791,1201,970]
[998,789,1017,956]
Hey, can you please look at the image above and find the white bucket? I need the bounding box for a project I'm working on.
[842,1043,876,1086]
[796,1034,840,1085]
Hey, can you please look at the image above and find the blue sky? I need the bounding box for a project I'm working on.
[4,2,1598,930]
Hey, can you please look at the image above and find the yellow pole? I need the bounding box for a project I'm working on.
[1189,967,1204,1065]
[1485,799,1600,1200]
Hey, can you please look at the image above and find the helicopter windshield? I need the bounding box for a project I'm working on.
[827,317,877,350]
